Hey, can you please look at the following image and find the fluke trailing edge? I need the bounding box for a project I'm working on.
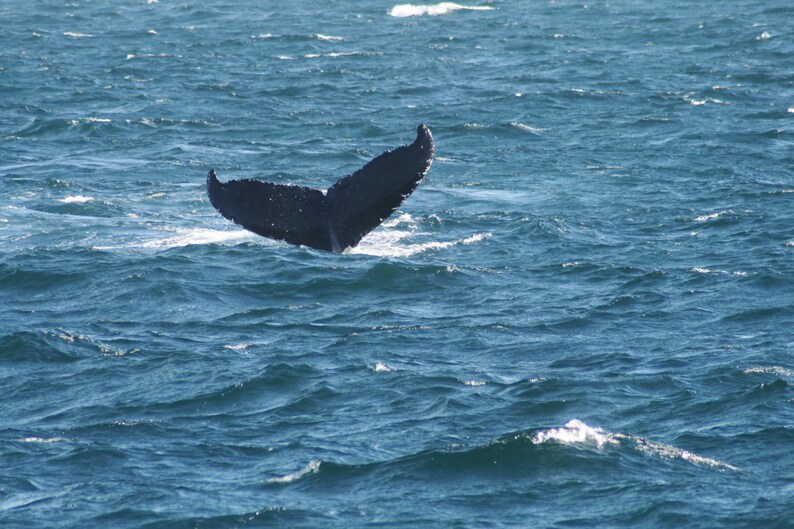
[207,124,434,253]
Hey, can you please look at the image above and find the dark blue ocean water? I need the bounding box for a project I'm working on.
[2,1,794,527]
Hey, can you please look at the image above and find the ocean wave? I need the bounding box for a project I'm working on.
[267,420,738,492]
[389,2,494,17]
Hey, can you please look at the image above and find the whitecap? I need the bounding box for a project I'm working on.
[389,2,495,17]
[511,122,545,134]
[532,419,619,448]
[690,267,747,277]
[373,362,394,372]
[60,195,94,204]
[224,343,251,351]
[532,419,738,471]
[691,267,714,274]
[462,379,487,386]
[305,52,369,59]
[63,32,94,38]
[316,33,344,41]
[19,437,68,443]
[693,210,730,222]
[684,95,724,106]
[744,366,794,377]
[267,460,321,484]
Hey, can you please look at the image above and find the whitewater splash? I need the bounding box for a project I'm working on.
[350,231,489,258]
[389,2,494,17]
[93,228,259,251]
[141,228,258,249]
[532,420,739,471]
[347,213,489,257]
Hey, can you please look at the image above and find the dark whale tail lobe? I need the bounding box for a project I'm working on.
[207,124,434,253]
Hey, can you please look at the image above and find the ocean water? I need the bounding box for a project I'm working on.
[2,0,794,527]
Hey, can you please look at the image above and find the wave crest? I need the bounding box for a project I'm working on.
[389,2,494,17]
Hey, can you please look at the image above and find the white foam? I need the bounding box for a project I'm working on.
[267,460,321,484]
[744,366,794,376]
[511,122,545,134]
[349,231,489,258]
[532,419,738,470]
[305,52,369,59]
[463,379,487,386]
[684,94,724,106]
[142,228,257,249]
[19,437,67,443]
[373,362,394,372]
[532,419,619,448]
[60,195,94,204]
[389,2,494,17]
[632,438,739,471]
[316,33,344,41]
[693,210,729,222]
[757,31,771,41]
[382,212,416,228]
[64,32,94,38]
[690,267,747,277]
[224,343,251,351]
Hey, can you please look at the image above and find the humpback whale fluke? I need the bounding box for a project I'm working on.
[207,124,434,253]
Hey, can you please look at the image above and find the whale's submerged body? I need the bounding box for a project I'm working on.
[207,124,434,253]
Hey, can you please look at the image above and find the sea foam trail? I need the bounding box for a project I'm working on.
[389,2,494,17]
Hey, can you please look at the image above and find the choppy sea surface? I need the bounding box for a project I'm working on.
[2,1,794,527]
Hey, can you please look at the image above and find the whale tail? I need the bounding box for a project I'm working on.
[207,124,434,253]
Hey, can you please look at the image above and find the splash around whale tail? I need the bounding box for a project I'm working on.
[207,124,434,253]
